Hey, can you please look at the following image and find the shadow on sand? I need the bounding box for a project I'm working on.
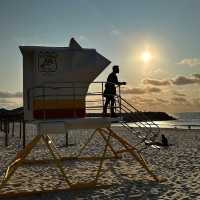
[2,178,170,200]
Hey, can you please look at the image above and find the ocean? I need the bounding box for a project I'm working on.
[128,112,200,130]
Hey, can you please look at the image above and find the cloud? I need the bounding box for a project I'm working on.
[122,87,145,94]
[130,96,157,107]
[129,96,169,112]
[126,94,200,113]
[173,91,186,97]
[0,99,14,104]
[0,91,22,110]
[172,75,200,85]
[146,67,167,77]
[110,25,121,36]
[192,98,200,106]
[122,86,161,95]
[140,98,155,104]
[144,74,200,86]
[171,97,189,104]
[178,58,200,66]
[156,98,169,103]
[0,91,22,98]
[110,29,121,36]
[142,78,171,86]
[147,87,161,93]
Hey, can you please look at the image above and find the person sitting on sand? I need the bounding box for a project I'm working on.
[161,134,168,146]
[145,134,169,147]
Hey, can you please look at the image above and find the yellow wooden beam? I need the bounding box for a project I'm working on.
[23,156,120,165]
[42,135,72,187]
[76,129,98,157]
[94,129,111,182]
[104,128,160,182]
[0,135,42,189]
[98,129,119,158]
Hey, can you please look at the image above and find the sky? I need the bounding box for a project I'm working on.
[0,0,199,113]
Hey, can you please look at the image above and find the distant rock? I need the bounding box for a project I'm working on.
[87,112,176,122]
[121,112,176,122]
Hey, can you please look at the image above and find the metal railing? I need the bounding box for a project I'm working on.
[115,95,160,147]
[27,81,160,147]
[27,81,121,116]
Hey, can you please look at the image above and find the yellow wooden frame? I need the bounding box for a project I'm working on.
[0,127,166,198]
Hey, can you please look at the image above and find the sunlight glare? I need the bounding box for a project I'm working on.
[141,51,152,63]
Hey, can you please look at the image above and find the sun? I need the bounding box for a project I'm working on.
[141,51,152,63]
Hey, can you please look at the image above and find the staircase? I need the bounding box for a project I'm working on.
[114,95,161,151]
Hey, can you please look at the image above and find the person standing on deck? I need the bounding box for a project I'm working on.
[103,65,126,117]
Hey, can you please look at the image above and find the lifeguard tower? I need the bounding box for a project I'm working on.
[0,38,165,197]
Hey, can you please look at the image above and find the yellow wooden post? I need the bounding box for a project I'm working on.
[76,129,98,157]
[98,129,119,158]
[94,129,111,182]
[42,135,72,187]
[46,135,62,160]
[0,135,42,189]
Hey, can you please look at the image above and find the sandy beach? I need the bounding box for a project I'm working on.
[0,125,200,200]
[0,0,200,199]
